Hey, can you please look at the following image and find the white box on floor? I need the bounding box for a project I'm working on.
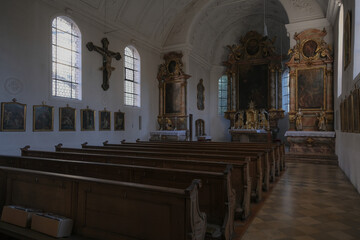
[31,213,73,238]
[1,205,42,228]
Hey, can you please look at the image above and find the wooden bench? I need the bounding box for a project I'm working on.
[0,166,206,240]
[54,144,265,203]
[126,141,285,172]
[119,141,284,177]
[82,143,270,195]
[0,154,235,240]
[22,146,251,220]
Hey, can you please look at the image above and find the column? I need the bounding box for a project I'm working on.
[289,68,296,112]
[326,64,333,111]
[270,66,276,109]
[278,68,283,109]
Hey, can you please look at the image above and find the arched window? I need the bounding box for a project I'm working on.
[218,75,228,115]
[52,16,81,99]
[124,46,140,107]
[282,68,290,112]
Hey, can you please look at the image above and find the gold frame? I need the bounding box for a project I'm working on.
[300,39,321,60]
[33,104,54,132]
[59,106,76,131]
[1,101,26,132]
[99,109,111,131]
[295,66,326,111]
[114,111,125,131]
[80,108,96,131]
[344,10,352,70]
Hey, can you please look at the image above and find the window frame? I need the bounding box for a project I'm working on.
[51,15,82,100]
[218,75,228,115]
[124,46,140,107]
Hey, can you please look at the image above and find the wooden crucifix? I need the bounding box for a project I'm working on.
[86,38,121,91]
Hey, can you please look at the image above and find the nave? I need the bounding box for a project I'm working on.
[241,163,360,240]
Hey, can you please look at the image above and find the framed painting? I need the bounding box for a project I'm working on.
[296,67,325,110]
[33,104,54,131]
[99,109,111,131]
[348,94,354,132]
[114,111,125,131]
[344,11,352,70]
[237,64,269,109]
[164,82,183,114]
[354,88,360,133]
[59,106,76,131]
[81,108,95,131]
[1,100,26,131]
[344,96,349,132]
[351,89,359,132]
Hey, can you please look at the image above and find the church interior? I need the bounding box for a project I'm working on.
[0,0,360,239]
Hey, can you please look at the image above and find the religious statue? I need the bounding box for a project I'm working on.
[295,108,303,131]
[245,101,257,129]
[235,111,245,129]
[259,109,269,130]
[86,38,121,91]
[317,110,327,131]
[197,79,205,110]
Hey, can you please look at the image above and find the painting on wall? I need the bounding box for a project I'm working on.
[114,111,125,131]
[165,82,182,114]
[1,100,26,131]
[237,64,268,109]
[344,10,352,70]
[297,67,325,110]
[33,104,54,131]
[59,106,76,131]
[353,88,360,132]
[81,108,95,131]
[99,109,111,131]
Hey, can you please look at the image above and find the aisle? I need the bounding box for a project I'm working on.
[241,163,360,240]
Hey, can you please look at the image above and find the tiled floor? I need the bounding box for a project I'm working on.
[240,162,360,240]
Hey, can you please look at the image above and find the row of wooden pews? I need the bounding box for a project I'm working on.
[0,140,285,240]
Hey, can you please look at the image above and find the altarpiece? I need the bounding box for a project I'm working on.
[223,31,284,141]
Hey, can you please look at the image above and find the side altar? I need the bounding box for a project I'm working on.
[284,29,337,164]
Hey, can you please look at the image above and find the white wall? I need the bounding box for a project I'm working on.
[334,0,360,193]
[0,0,160,155]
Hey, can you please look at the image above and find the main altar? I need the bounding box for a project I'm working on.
[223,31,285,141]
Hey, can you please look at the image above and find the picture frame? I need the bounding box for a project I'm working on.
[114,111,125,131]
[296,67,326,111]
[354,88,360,133]
[33,104,54,131]
[81,108,95,131]
[1,99,26,132]
[344,96,349,132]
[344,10,352,70]
[59,105,76,131]
[99,109,111,131]
[348,94,354,132]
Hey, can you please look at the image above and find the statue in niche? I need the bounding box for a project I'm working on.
[295,108,303,131]
[197,79,205,110]
[317,110,327,131]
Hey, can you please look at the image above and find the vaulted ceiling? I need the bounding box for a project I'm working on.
[51,0,332,63]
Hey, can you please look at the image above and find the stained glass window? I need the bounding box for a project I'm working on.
[282,69,290,112]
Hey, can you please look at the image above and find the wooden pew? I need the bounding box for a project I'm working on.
[119,141,284,176]
[0,166,206,240]
[82,142,271,194]
[22,146,251,220]
[127,141,286,172]
[0,154,234,240]
[54,144,265,203]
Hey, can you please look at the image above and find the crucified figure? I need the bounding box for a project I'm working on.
[86,38,121,91]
